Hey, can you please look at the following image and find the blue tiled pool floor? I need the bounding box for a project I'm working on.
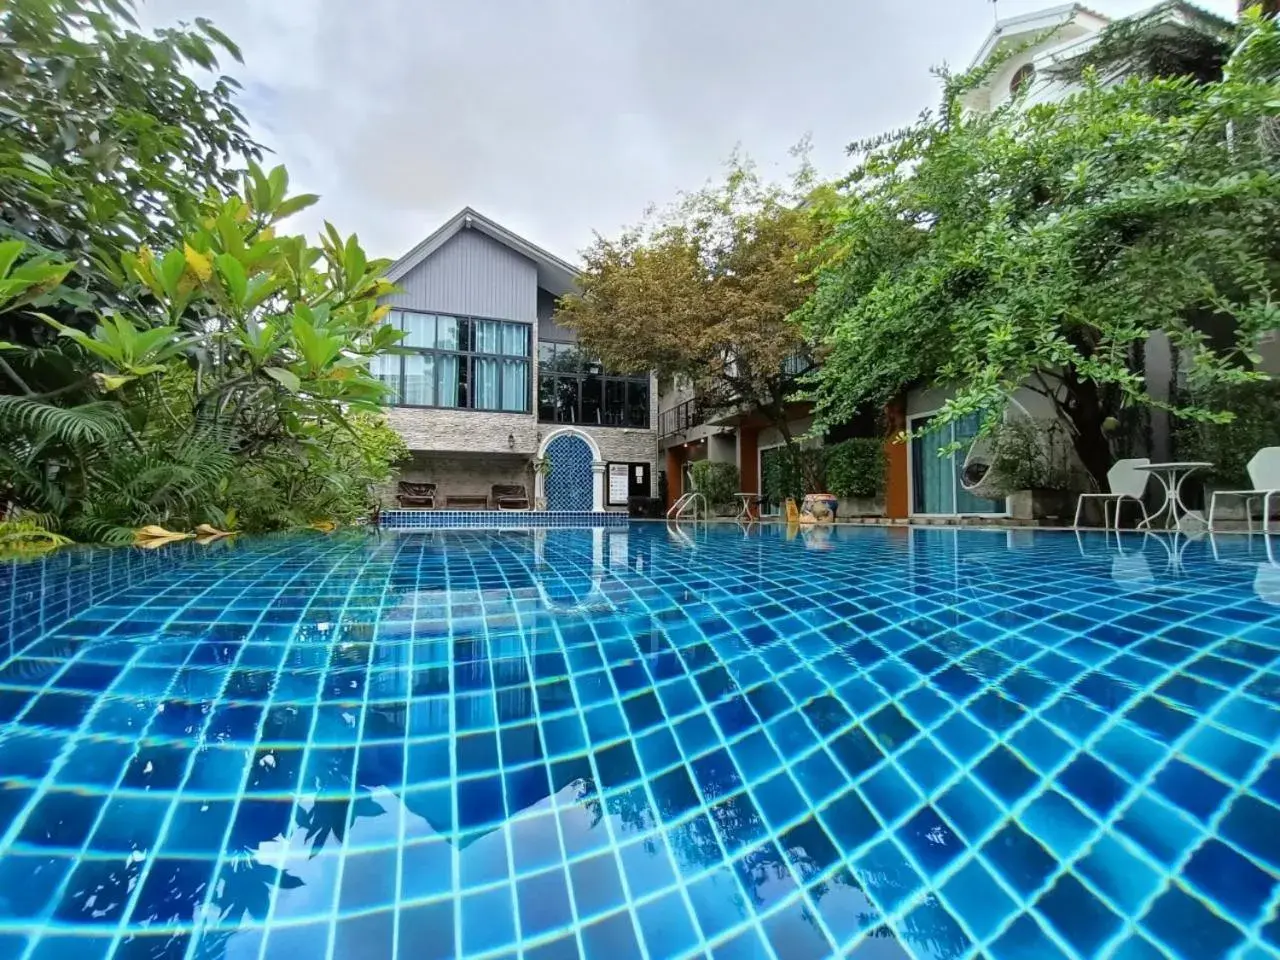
[1,525,1278,960]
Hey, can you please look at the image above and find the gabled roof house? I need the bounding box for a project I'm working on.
[375,209,658,513]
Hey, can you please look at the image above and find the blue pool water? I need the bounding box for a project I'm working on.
[1,524,1278,960]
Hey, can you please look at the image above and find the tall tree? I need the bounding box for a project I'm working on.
[558,155,831,482]
[800,13,1280,490]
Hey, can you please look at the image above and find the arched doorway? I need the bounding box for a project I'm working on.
[538,427,603,511]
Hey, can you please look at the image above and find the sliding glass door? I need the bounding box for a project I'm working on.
[910,412,1004,516]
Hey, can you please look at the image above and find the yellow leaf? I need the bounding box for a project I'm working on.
[184,243,213,282]
[93,372,135,392]
[134,525,193,546]
[194,524,234,539]
[137,535,189,549]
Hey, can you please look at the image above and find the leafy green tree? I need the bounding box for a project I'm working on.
[801,13,1280,489]
[0,0,260,340]
[558,155,832,486]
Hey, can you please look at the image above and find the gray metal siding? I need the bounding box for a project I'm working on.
[538,287,575,342]
[386,228,537,322]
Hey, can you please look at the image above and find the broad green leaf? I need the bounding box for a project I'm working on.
[264,367,302,393]
[343,236,366,287]
[273,193,320,222]
[215,253,248,306]
[158,248,187,299]
[0,240,25,278]
[20,153,53,176]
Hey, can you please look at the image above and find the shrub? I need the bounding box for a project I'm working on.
[689,461,739,509]
[1175,381,1280,488]
[823,438,885,499]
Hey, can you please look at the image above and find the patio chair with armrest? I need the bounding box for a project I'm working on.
[1208,447,1280,534]
[492,484,530,511]
[396,481,436,509]
[1073,458,1151,530]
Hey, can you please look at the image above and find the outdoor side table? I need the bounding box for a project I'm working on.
[734,493,765,521]
[1134,462,1213,531]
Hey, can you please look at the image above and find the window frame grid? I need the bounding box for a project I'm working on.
[537,341,651,429]
[374,308,533,414]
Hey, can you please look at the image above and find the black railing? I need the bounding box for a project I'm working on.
[658,398,707,438]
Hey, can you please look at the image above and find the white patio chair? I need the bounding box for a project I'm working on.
[1073,458,1151,530]
[1208,447,1280,534]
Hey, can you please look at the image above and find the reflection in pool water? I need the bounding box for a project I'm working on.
[0,524,1277,959]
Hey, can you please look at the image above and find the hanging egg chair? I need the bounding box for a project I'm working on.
[958,400,1034,502]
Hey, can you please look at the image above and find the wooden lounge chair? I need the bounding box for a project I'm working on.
[492,484,530,511]
[396,481,436,509]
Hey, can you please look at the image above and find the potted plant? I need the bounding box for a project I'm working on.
[986,418,1075,521]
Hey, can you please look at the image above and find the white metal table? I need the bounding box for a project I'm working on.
[734,493,764,521]
[1135,462,1213,531]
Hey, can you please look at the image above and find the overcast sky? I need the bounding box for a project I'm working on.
[139,0,1237,264]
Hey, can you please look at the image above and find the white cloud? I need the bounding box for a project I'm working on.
[136,0,1239,262]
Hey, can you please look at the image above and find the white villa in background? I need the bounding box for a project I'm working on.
[963,1,1229,113]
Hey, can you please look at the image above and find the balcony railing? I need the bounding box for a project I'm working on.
[658,398,707,438]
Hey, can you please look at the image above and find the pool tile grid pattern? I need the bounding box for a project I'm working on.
[0,541,184,664]
[378,510,628,530]
[0,527,1277,959]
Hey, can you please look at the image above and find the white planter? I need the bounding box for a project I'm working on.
[836,495,886,518]
[1008,489,1073,522]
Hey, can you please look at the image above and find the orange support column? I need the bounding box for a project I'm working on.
[884,397,909,520]
[738,428,760,495]
[665,447,684,510]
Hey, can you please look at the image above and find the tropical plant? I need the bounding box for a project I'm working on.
[801,12,1280,491]
[558,152,833,490]
[0,1,408,544]
[0,518,71,558]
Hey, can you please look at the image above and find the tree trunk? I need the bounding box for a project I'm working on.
[1061,376,1113,492]
[776,418,823,495]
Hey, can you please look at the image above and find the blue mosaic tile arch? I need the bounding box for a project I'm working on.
[544,431,594,511]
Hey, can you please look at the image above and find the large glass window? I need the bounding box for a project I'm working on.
[373,310,530,412]
[538,341,650,428]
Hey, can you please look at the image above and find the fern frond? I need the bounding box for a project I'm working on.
[0,396,127,445]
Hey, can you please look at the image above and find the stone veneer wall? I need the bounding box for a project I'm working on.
[383,406,659,507]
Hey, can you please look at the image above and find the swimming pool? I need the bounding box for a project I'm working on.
[0,524,1277,960]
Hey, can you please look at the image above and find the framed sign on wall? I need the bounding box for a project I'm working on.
[607,462,652,506]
